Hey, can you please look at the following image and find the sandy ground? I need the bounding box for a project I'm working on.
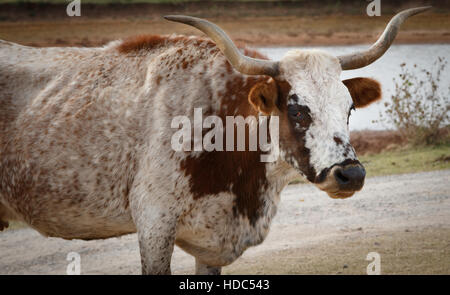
[0,170,449,275]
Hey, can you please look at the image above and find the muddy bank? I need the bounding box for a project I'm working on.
[1,15,449,48]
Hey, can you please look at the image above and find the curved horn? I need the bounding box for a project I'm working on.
[164,15,279,77]
[338,6,431,70]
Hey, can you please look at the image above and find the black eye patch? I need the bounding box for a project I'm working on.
[288,104,312,129]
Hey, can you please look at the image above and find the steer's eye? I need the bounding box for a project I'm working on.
[288,104,312,128]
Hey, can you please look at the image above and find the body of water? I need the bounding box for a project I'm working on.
[259,44,450,130]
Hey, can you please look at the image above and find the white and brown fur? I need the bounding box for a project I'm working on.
[0,35,380,274]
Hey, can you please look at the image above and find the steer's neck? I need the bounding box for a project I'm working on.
[179,69,298,226]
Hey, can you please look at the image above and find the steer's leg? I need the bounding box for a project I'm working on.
[135,212,177,275]
[195,259,222,275]
[130,181,182,275]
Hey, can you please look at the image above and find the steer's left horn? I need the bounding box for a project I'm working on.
[338,6,432,70]
[164,15,280,77]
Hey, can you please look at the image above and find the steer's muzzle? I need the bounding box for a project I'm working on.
[315,160,366,199]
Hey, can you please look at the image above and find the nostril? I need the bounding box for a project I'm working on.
[344,166,366,182]
[335,166,366,190]
[334,168,350,185]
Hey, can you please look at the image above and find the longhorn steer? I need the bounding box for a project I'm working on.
[0,7,430,274]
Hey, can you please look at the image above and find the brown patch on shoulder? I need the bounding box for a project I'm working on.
[179,72,272,225]
[180,151,267,226]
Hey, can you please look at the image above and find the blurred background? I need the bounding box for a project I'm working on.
[0,0,449,274]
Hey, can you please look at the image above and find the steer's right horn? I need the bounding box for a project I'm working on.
[164,15,280,77]
[338,6,432,70]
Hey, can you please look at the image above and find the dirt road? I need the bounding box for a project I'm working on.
[1,170,449,275]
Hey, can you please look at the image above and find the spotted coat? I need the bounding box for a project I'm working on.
[0,35,380,274]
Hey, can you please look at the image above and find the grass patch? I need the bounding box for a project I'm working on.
[360,144,450,178]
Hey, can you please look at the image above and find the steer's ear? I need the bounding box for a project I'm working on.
[248,80,278,115]
[343,77,381,108]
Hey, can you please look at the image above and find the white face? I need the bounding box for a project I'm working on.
[277,49,363,197]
